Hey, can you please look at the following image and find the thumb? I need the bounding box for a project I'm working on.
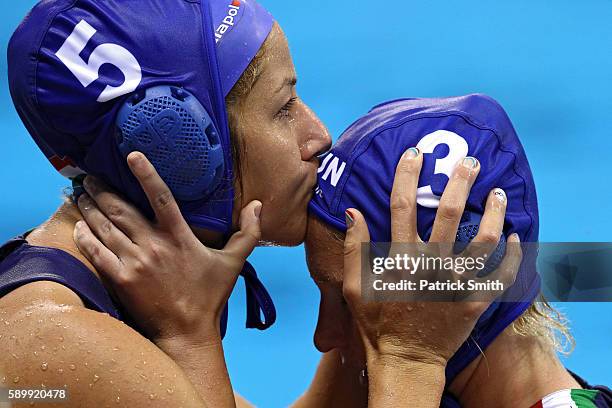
[224,200,262,262]
[343,208,371,303]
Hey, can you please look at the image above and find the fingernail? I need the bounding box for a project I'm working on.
[75,220,83,231]
[345,209,355,229]
[83,176,98,193]
[462,157,478,169]
[77,193,90,207]
[403,147,420,159]
[254,202,262,219]
[492,188,507,204]
[128,152,143,166]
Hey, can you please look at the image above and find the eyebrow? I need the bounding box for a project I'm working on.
[274,76,298,94]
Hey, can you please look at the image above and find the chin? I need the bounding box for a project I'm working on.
[259,213,307,247]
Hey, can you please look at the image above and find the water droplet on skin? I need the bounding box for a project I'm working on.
[138,373,147,380]
[358,369,367,386]
[116,396,120,403]
[112,347,119,351]
[167,388,174,395]
[3,320,9,325]
[11,353,18,359]
[41,362,48,371]
[149,393,156,400]
[340,354,346,365]
[40,345,46,351]
[57,368,64,374]
[407,306,414,311]
[93,374,100,383]
[13,376,20,384]
[59,336,64,342]
[69,364,76,371]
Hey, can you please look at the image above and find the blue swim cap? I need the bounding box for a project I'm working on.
[309,94,540,383]
[9,0,276,335]
[8,0,273,232]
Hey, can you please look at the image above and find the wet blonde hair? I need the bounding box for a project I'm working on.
[225,23,274,193]
[512,295,575,355]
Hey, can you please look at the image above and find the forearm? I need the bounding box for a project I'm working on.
[367,355,446,408]
[157,329,236,408]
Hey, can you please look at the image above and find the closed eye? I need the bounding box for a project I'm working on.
[276,97,297,120]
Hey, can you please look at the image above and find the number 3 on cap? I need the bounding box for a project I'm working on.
[55,20,142,103]
[416,130,469,209]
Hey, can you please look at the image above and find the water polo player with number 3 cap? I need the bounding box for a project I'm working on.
[308,95,611,407]
[0,0,332,406]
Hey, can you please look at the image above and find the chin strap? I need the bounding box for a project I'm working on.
[220,261,277,338]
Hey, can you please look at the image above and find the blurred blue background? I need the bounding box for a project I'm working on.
[1,1,611,406]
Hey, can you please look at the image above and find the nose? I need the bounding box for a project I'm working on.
[297,101,332,162]
[313,298,348,353]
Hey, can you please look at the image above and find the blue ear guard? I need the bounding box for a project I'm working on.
[453,211,506,277]
[115,86,225,202]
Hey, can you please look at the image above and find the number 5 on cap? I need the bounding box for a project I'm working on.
[55,20,142,103]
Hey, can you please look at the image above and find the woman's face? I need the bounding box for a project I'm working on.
[233,25,331,246]
[305,215,366,368]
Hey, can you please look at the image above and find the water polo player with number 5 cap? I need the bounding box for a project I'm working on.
[0,0,331,406]
[307,95,611,407]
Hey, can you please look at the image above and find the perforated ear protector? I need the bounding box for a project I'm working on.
[454,211,506,277]
[115,86,225,201]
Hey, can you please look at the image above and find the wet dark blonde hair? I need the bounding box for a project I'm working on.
[224,23,275,196]
[512,295,575,355]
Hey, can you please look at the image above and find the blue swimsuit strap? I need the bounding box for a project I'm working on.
[0,237,121,319]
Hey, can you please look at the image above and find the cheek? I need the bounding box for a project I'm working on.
[236,116,311,244]
[242,125,302,196]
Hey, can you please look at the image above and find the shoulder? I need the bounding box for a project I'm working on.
[0,281,203,406]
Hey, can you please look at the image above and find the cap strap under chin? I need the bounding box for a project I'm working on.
[219,261,276,338]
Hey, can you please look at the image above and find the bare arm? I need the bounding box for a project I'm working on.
[73,152,262,408]
[342,149,522,407]
[0,281,206,407]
